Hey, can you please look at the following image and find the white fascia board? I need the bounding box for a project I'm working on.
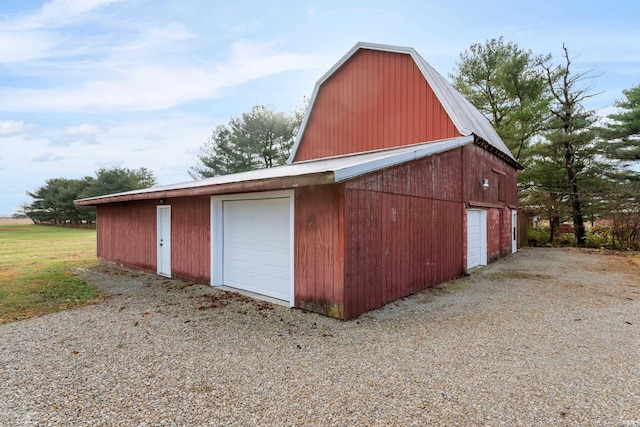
[333,136,473,182]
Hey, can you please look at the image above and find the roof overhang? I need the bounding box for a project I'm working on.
[473,135,524,170]
[74,172,335,206]
[75,136,475,206]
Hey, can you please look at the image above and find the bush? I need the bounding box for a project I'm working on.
[526,226,618,249]
[556,232,576,246]
[527,227,551,246]
[585,230,613,248]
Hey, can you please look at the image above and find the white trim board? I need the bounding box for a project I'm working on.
[210,190,295,307]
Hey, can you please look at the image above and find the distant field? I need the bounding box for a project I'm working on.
[0,217,32,225]
[0,224,99,323]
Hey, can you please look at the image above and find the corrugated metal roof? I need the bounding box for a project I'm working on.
[75,136,473,205]
[287,42,515,163]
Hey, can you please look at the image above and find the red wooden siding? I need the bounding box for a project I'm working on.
[169,197,210,282]
[500,207,514,257]
[341,150,465,319]
[293,49,460,162]
[462,143,518,261]
[463,144,518,207]
[487,208,501,261]
[97,197,210,282]
[294,186,345,318]
[97,200,156,272]
[487,206,515,261]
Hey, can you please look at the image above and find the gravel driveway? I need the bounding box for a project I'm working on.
[1,247,639,426]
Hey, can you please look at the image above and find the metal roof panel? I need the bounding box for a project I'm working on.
[75,136,474,205]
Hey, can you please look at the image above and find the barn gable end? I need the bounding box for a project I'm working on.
[291,48,460,162]
[289,42,516,164]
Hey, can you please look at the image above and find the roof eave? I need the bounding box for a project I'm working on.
[472,135,524,170]
[74,172,336,206]
[334,135,474,181]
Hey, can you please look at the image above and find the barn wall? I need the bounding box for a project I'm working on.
[463,143,518,206]
[341,150,465,319]
[487,206,515,261]
[97,197,211,282]
[293,49,460,162]
[463,143,518,259]
[97,200,157,272]
[487,208,502,261]
[294,186,345,318]
[168,196,210,282]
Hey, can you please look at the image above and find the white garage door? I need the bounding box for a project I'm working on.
[222,197,291,301]
[467,209,487,270]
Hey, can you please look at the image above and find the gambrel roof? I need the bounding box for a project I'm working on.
[288,42,515,163]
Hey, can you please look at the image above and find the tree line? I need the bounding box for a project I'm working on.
[23,167,156,224]
[450,37,639,249]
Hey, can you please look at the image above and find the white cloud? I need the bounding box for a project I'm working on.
[0,31,64,63]
[95,159,124,168]
[144,132,164,141]
[0,0,124,64]
[0,120,41,138]
[116,23,196,54]
[8,0,123,31]
[50,123,107,146]
[31,152,65,162]
[0,40,323,113]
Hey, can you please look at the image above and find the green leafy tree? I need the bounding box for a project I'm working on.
[83,166,156,197]
[24,167,157,224]
[189,103,304,179]
[451,37,551,161]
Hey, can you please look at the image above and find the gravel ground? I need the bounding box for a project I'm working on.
[1,247,639,426]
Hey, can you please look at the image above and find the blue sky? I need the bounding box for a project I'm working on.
[0,0,638,216]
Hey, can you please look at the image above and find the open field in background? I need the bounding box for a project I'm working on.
[0,224,100,323]
[0,217,32,225]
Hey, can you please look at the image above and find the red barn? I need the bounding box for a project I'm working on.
[76,42,522,319]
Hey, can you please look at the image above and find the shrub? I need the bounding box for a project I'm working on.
[585,230,614,248]
[527,227,551,246]
[526,227,615,249]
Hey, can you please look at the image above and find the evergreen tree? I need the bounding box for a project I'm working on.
[451,37,551,161]
[602,84,640,162]
[189,104,303,179]
[539,44,603,246]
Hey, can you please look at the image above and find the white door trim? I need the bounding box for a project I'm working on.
[210,190,295,306]
[511,209,518,253]
[467,208,487,269]
[156,205,171,277]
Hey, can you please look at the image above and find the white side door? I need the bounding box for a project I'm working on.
[467,209,487,270]
[157,205,171,277]
[511,210,517,253]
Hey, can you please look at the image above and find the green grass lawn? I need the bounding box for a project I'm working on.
[0,224,100,323]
